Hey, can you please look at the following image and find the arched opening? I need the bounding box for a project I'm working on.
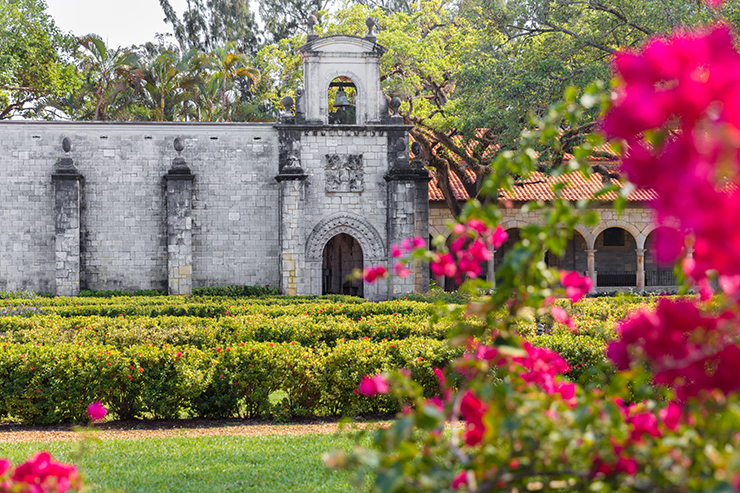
[594,227,637,287]
[322,233,363,296]
[328,76,356,124]
[645,227,680,287]
[545,231,588,275]
[493,228,522,272]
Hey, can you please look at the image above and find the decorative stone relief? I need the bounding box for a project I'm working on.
[305,212,385,260]
[325,154,364,192]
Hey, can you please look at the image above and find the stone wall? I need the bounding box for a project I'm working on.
[0,122,280,293]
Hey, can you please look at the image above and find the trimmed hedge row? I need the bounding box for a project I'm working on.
[0,338,463,425]
[0,313,449,349]
[0,298,431,319]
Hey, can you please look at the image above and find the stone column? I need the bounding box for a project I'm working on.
[165,137,195,296]
[276,97,309,296]
[488,249,496,288]
[52,138,82,297]
[385,121,430,298]
[586,249,597,291]
[636,248,646,290]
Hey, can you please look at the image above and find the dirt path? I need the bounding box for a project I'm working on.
[0,418,387,444]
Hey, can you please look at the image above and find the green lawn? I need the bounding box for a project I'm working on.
[0,433,366,493]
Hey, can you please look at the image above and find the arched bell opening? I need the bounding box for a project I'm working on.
[328,76,357,125]
[322,233,363,296]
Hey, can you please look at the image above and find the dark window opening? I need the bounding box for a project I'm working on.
[603,228,625,247]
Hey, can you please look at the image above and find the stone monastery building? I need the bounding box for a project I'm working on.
[0,30,675,300]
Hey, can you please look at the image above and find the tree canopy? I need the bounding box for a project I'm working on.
[0,0,78,119]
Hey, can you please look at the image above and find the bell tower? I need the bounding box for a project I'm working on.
[275,18,429,300]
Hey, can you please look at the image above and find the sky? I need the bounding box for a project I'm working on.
[45,0,190,49]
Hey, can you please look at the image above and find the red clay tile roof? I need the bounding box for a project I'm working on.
[428,169,657,202]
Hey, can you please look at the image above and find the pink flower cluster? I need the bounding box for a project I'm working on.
[361,265,387,283]
[432,220,507,280]
[593,400,682,478]
[358,374,390,397]
[603,25,740,282]
[459,390,488,446]
[390,237,426,279]
[0,452,82,493]
[607,298,740,401]
[87,401,107,422]
[560,270,592,303]
[513,343,575,402]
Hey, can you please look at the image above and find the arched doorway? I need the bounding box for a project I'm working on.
[322,233,363,296]
[594,227,637,287]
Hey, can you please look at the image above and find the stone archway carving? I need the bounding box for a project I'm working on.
[306,212,385,261]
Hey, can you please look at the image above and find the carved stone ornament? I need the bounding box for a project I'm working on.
[325,154,364,192]
[305,212,385,260]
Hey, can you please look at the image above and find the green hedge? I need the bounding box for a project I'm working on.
[0,297,432,319]
[0,312,449,349]
[0,339,464,425]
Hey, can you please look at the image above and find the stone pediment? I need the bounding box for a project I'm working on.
[299,35,386,56]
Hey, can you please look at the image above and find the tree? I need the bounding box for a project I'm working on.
[208,42,260,121]
[140,48,207,121]
[158,0,261,55]
[0,0,78,119]
[453,0,734,140]
[73,35,143,121]
[258,0,330,44]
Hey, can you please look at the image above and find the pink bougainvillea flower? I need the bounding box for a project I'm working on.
[451,470,469,489]
[468,239,492,263]
[605,298,740,400]
[560,270,592,302]
[362,266,388,283]
[459,390,487,446]
[557,382,576,401]
[431,253,457,277]
[394,262,411,278]
[467,219,489,235]
[400,237,426,252]
[719,275,740,296]
[0,458,10,476]
[450,236,467,255]
[490,226,508,249]
[358,374,390,397]
[651,227,685,265]
[615,456,638,475]
[513,343,571,395]
[551,305,576,332]
[458,257,483,279]
[659,402,682,431]
[12,451,82,493]
[87,401,107,422]
[391,244,403,258]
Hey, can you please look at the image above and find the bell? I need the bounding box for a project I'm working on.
[333,88,354,108]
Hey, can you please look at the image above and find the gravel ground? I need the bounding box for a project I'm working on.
[0,418,387,444]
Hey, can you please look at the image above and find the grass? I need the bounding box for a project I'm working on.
[0,432,368,493]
